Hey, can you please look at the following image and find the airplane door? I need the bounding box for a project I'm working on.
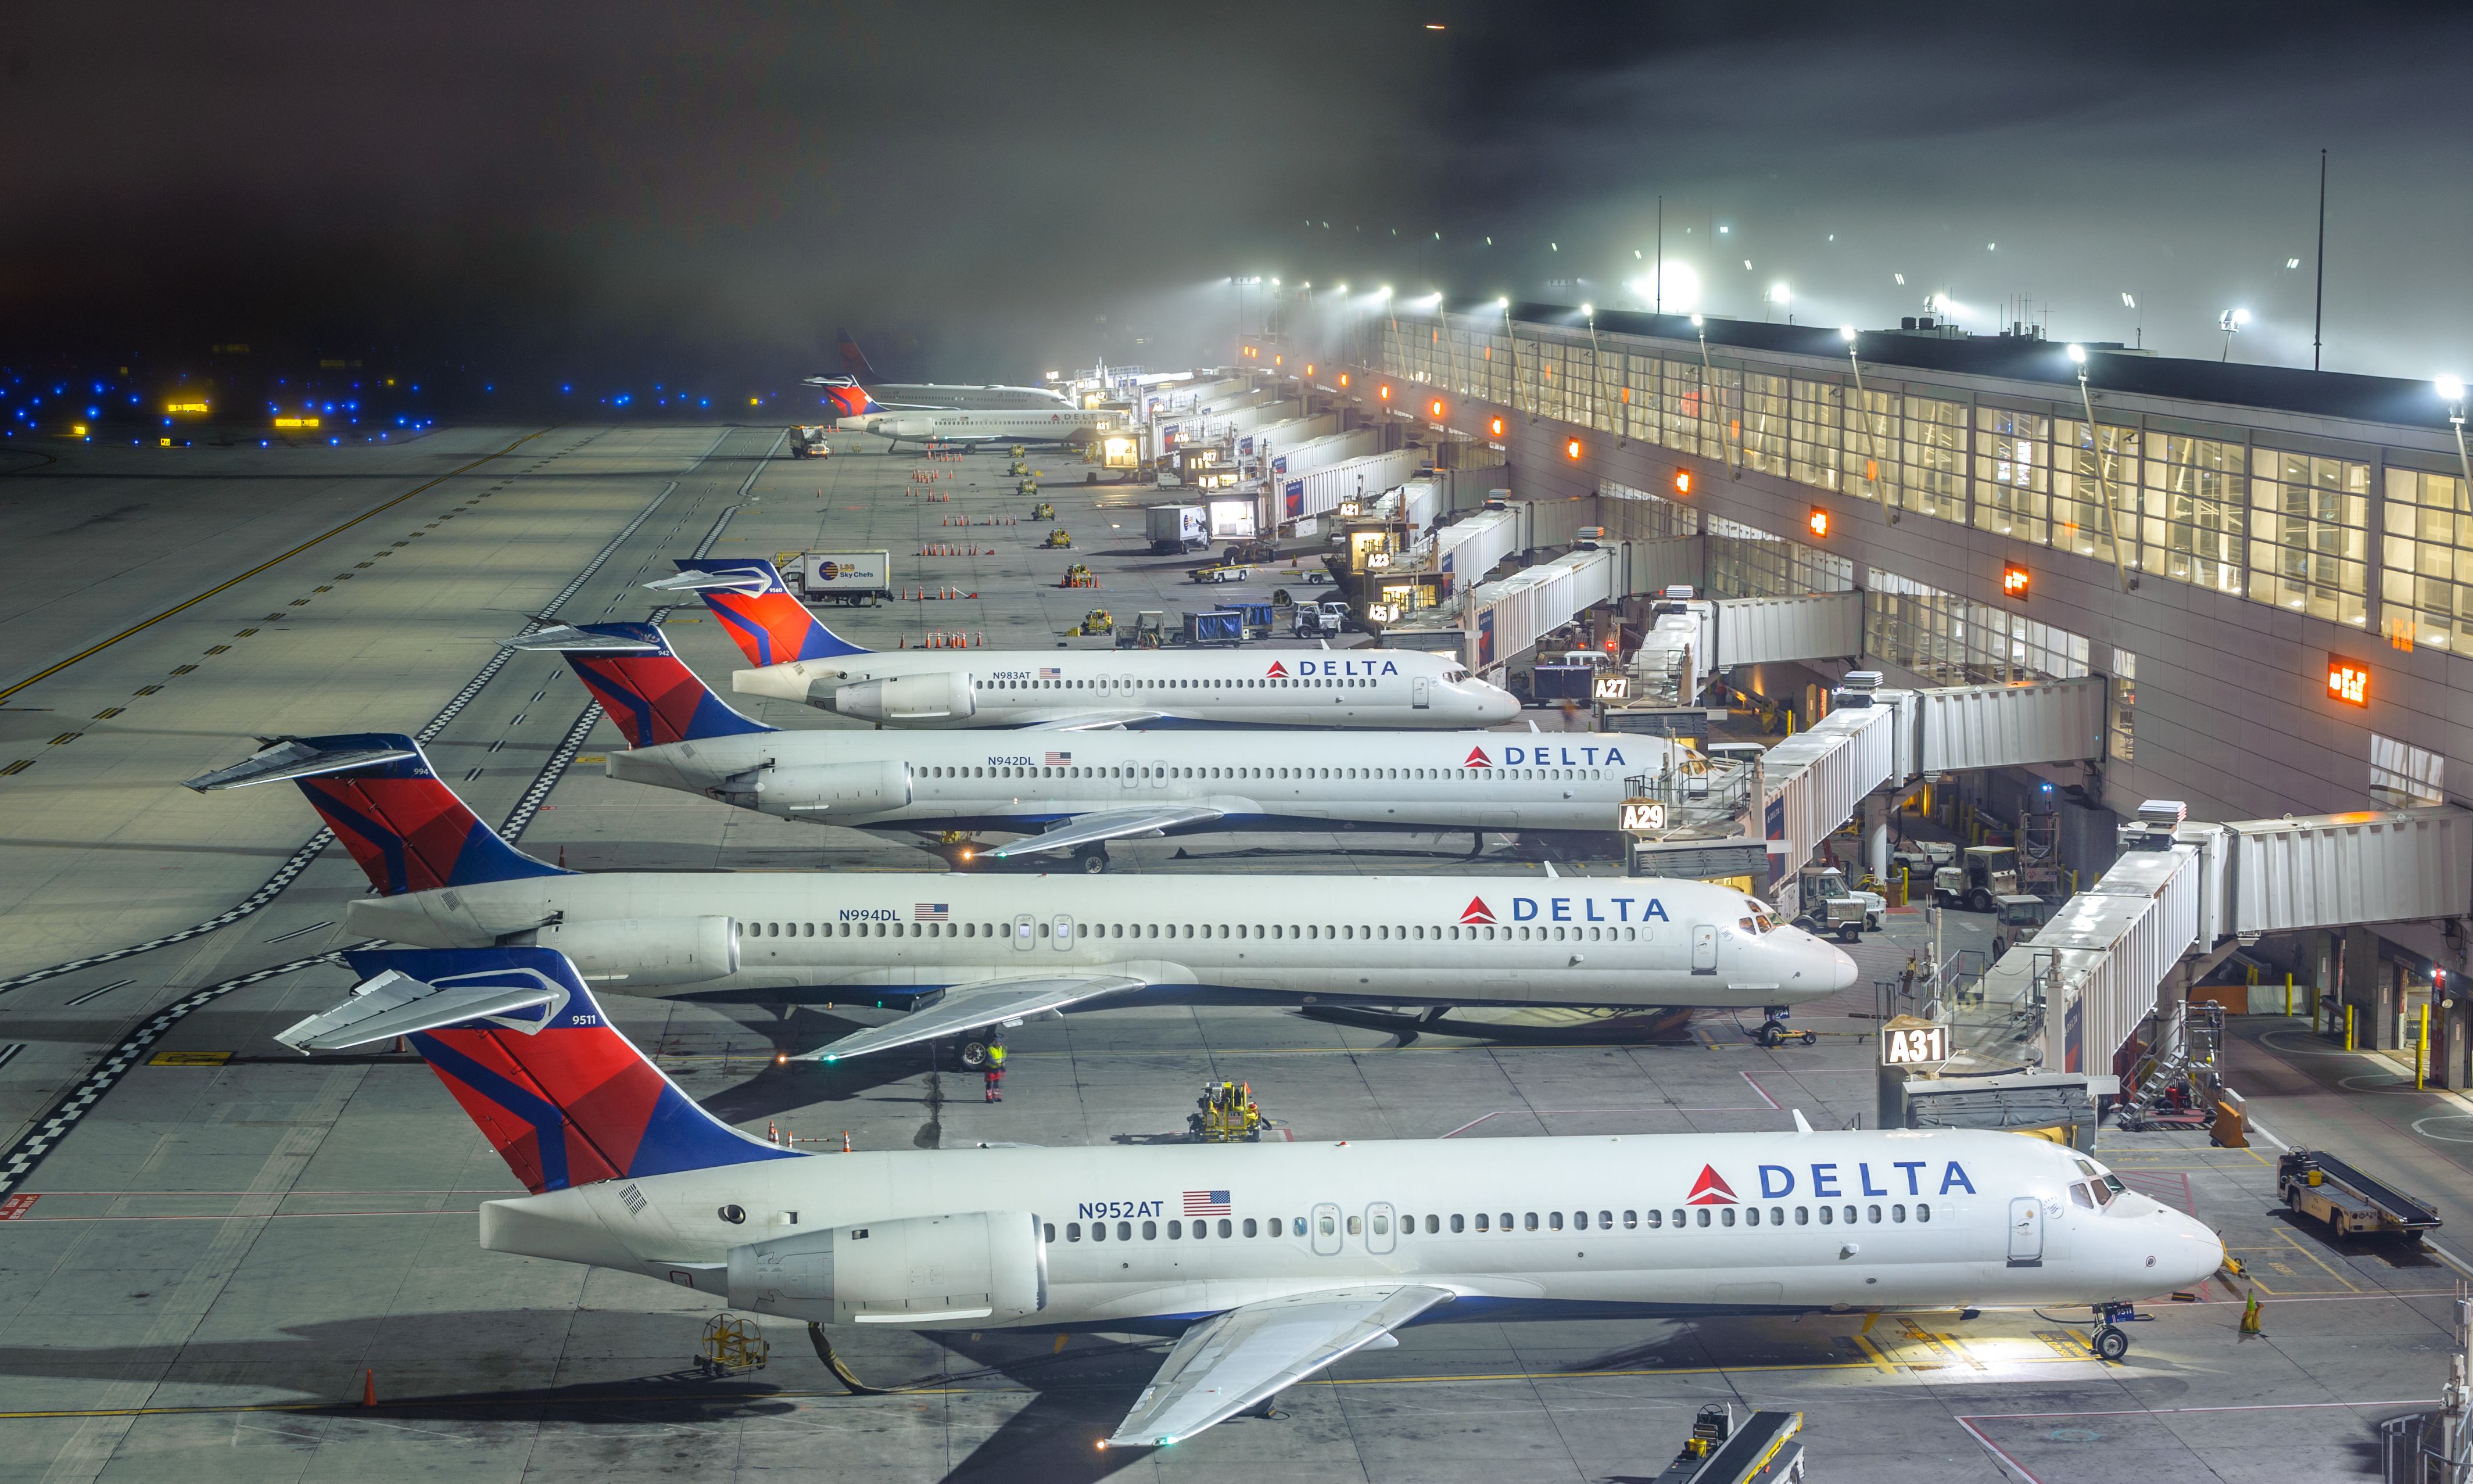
[1152,759,1170,790]
[1013,914,1035,951]
[1052,915,1074,951]
[1121,759,1139,790]
[1310,1202,1343,1256]
[1365,1202,1397,1255]
[2007,1196,2044,1267]
[1691,923,1718,972]
[1413,676,1432,709]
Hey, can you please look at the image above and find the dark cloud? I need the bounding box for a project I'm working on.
[3,1,2465,391]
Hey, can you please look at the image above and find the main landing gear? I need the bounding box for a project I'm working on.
[2092,1302,2139,1361]
[1753,1007,1816,1049]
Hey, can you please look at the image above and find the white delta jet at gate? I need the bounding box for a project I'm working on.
[649,558,1516,730]
[513,620,1672,868]
[182,733,1856,1063]
[276,945,2226,1450]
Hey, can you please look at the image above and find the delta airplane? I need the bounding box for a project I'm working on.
[651,558,1518,730]
[517,619,1677,868]
[835,399,1115,451]
[278,945,2226,1450]
[805,327,1071,412]
[184,733,1856,1063]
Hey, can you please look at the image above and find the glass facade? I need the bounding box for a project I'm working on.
[2382,466,2473,649]
[1706,516,1852,598]
[1598,478,1701,537]
[2247,450,2368,625]
[1374,316,2411,646]
[1867,573,2090,685]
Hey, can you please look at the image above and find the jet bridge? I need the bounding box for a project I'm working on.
[1970,806,2473,1078]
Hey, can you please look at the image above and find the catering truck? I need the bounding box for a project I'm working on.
[783,550,890,607]
[1146,504,1208,554]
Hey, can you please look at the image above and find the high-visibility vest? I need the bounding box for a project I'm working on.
[988,1045,1006,1067]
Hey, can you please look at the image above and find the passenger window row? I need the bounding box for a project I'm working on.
[1037,1203,1935,1246]
[745,920,1648,942]
[917,765,1606,783]
[980,677,1379,691]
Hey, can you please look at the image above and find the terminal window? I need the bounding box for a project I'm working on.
[2249,450,2368,625]
[2371,733,2444,807]
[2142,433,2247,595]
[2380,466,2473,649]
[2108,651,2136,763]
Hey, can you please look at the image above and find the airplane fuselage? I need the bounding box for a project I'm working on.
[610,727,1677,838]
[730,647,1519,729]
[481,1128,2225,1332]
[841,407,1113,447]
[344,872,1855,1009]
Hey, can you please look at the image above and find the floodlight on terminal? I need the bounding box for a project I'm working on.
[2067,343,2087,364]
[2438,376,2466,406]
[1378,285,1393,299]
[1580,303,1593,317]
[1690,314,1703,328]
[1839,325,1856,343]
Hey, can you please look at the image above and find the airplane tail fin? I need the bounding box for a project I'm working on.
[644,558,869,665]
[182,734,570,897]
[281,947,799,1193]
[510,622,775,748]
[818,380,883,419]
[836,327,880,382]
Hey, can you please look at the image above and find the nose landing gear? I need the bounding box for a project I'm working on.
[1753,1008,1816,1049]
[2091,1302,2139,1362]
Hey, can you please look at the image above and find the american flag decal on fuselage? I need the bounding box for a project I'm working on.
[1045,751,1072,766]
[913,903,948,920]
[1183,1189,1231,1216]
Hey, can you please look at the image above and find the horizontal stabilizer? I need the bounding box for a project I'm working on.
[1105,1285,1456,1449]
[275,968,561,1053]
[181,737,420,792]
[507,623,665,654]
[984,806,1223,859]
[797,976,1146,1063]
[644,567,768,595]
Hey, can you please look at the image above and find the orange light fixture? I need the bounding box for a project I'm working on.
[1378,384,1392,401]
[2001,562,2030,599]
[1338,372,1350,387]
[2328,654,2370,707]
[1429,398,1445,419]
[1672,469,1692,495]
[1489,415,1505,438]
[1565,438,1583,460]
[1807,507,1830,538]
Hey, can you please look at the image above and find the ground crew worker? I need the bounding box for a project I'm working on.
[984,1041,1006,1102]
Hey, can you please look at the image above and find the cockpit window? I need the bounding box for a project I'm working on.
[1740,899,1777,934]
[2075,1159,2123,1205]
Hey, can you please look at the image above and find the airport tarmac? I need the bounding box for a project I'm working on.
[0,426,2454,1482]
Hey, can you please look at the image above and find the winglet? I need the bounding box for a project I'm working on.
[1792,1109,1814,1134]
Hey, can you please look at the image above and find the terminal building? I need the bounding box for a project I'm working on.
[1230,298,2473,1085]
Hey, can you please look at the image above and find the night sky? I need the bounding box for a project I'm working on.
[8,2,2468,396]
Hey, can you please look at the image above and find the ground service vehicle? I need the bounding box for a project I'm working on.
[1072,609,1113,637]
[1223,538,1278,565]
[1148,504,1207,551]
[1893,840,1957,877]
[784,551,889,606]
[1115,610,1165,648]
[1179,610,1243,647]
[1934,847,2020,911]
[1293,598,1353,638]
[1192,562,1249,584]
[1794,866,1883,942]
[1042,528,1073,549]
[789,425,832,458]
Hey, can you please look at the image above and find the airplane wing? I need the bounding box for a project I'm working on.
[794,975,1146,1063]
[1015,711,1164,731]
[981,806,1223,860]
[1104,1285,1457,1450]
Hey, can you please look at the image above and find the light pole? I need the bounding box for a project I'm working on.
[1499,296,1525,422]
[1693,314,1735,476]
[1841,325,1889,519]
[2218,308,2249,363]
[2070,344,2134,593]
[2442,377,2471,496]
[1582,302,1618,442]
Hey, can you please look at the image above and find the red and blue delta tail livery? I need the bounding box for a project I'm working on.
[821,381,884,419]
[183,733,570,897]
[542,623,773,749]
[668,558,869,666]
[339,948,800,1193]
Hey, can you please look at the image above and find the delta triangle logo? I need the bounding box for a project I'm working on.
[1459,896,1496,925]
[1265,660,1291,679]
[1686,1165,1739,1206]
[1463,745,1493,767]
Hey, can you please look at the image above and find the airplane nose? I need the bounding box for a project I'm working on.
[1829,944,1859,991]
[2171,1214,2228,1285]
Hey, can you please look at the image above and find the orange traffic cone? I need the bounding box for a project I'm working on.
[362,1370,377,1407]
[841,1130,852,1153]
